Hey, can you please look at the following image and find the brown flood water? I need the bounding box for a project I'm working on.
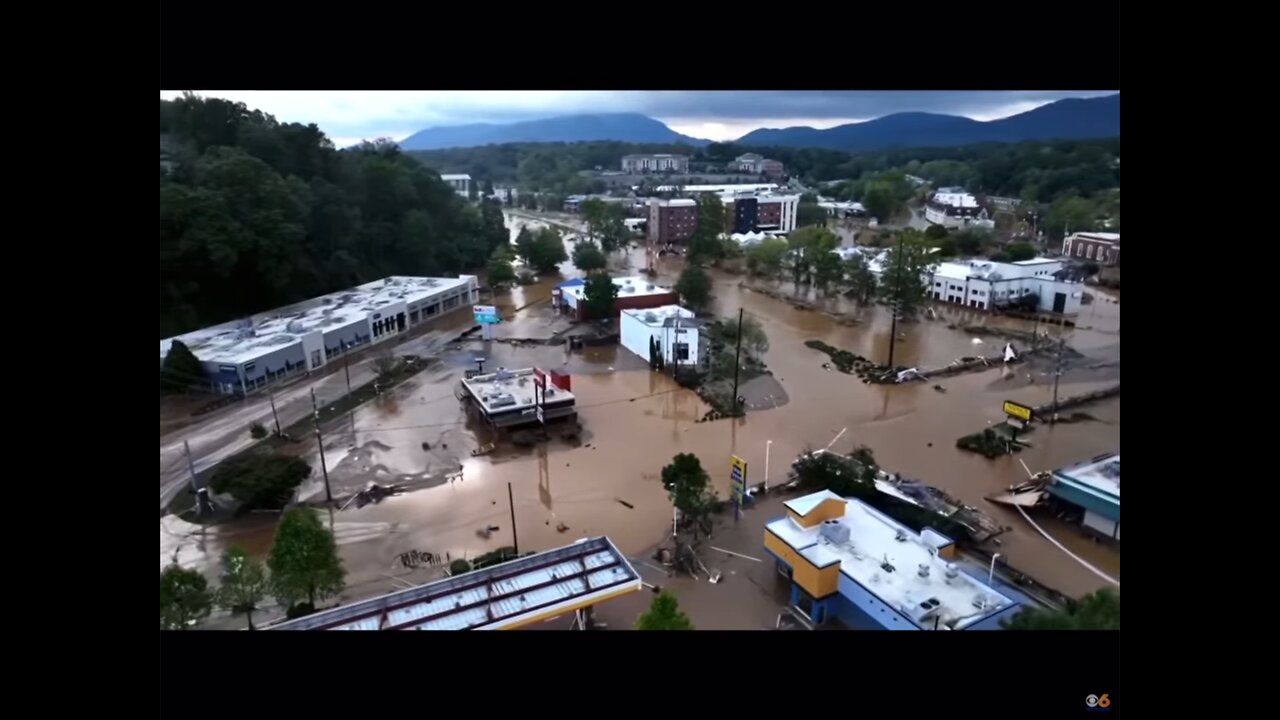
[160,214,1120,612]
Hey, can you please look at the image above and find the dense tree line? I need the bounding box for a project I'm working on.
[160,93,508,338]
[407,137,1119,207]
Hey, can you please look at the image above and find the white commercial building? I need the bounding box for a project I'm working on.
[440,174,472,197]
[621,154,688,173]
[161,275,480,395]
[620,305,704,368]
[867,255,1083,314]
[924,187,992,229]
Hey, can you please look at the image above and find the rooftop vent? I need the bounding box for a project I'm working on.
[895,529,908,542]
[945,563,959,580]
[918,563,931,578]
[819,519,850,545]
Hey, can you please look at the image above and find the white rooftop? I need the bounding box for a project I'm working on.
[562,275,672,302]
[160,276,474,365]
[621,305,695,328]
[1055,453,1120,501]
[768,493,1015,629]
[1075,232,1121,242]
[655,183,779,194]
[460,367,576,415]
[440,173,471,181]
[270,537,640,631]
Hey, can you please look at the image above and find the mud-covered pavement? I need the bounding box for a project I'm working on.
[161,212,1120,627]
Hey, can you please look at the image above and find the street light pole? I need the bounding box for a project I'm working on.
[989,553,1002,585]
[764,440,773,493]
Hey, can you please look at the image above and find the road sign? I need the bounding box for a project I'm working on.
[1002,400,1033,422]
[536,404,545,424]
[473,305,501,325]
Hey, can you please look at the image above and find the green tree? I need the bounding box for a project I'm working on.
[687,194,726,265]
[993,241,1037,262]
[160,564,213,630]
[528,227,569,272]
[812,248,846,296]
[745,237,789,278]
[161,339,205,394]
[635,591,693,630]
[661,453,717,532]
[249,422,268,440]
[482,179,495,197]
[581,198,628,253]
[487,256,517,288]
[796,197,828,228]
[268,506,346,613]
[1044,195,1099,239]
[844,254,878,305]
[467,179,478,202]
[514,225,536,264]
[718,315,769,361]
[675,265,713,312]
[924,224,949,241]
[1003,588,1120,630]
[953,227,993,256]
[786,226,838,287]
[572,241,608,273]
[582,273,619,319]
[217,545,269,630]
[877,231,935,322]
[209,454,312,511]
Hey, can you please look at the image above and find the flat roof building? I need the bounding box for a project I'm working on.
[458,367,577,429]
[621,154,688,174]
[1063,232,1120,267]
[865,255,1083,315]
[925,188,992,229]
[557,274,679,320]
[160,276,479,395]
[440,173,472,197]
[1049,453,1120,541]
[764,490,1022,630]
[619,305,704,369]
[269,536,641,630]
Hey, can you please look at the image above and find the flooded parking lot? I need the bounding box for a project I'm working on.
[161,213,1120,622]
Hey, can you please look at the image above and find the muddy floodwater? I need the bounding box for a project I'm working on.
[161,213,1120,619]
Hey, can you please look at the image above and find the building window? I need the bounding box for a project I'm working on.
[310,350,322,369]
[1077,244,1085,257]
[1086,245,1095,259]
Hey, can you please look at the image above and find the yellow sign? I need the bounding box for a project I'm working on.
[730,455,748,501]
[1002,400,1033,422]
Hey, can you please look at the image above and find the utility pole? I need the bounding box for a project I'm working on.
[1049,337,1066,423]
[183,440,199,494]
[886,234,906,368]
[343,350,352,394]
[311,388,333,504]
[268,392,281,436]
[507,482,519,555]
[730,308,745,416]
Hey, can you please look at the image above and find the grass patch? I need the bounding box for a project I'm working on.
[956,425,1026,459]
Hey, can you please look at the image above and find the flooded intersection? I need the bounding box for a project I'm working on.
[160,214,1121,626]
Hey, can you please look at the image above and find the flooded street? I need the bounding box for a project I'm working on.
[161,212,1120,621]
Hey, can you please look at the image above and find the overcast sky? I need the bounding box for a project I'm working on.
[158,90,1117,145]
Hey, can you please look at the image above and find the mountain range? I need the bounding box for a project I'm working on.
[395,94,1119,153]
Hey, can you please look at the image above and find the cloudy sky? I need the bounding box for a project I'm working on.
[158,90,1117,146]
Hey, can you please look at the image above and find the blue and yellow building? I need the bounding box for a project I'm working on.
[764,490,1024,630]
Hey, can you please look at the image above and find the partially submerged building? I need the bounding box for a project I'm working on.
[924,187,992,229]
[1062,232,1120,266]
[555,275,679,320]
[764,490,1022,630]
[160,275,479,395]
[619,305,705,368]
[269,536,642,630]
[1048,453,1120,541]
[458,367,576,429]
[865,254,1084,315]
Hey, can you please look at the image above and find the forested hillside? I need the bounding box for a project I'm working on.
[409,137,1120,205]
[160,93,507,338]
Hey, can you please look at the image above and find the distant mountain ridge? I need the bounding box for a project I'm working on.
[397,113,710,150]
[735,94,1120,151]
[394,94,1119,153]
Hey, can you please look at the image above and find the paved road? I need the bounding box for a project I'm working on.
[158,319,471,512]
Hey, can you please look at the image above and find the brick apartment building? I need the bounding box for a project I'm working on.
[648,199,699,244]
[1061,232,1120,266]
[731,153,786,177]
